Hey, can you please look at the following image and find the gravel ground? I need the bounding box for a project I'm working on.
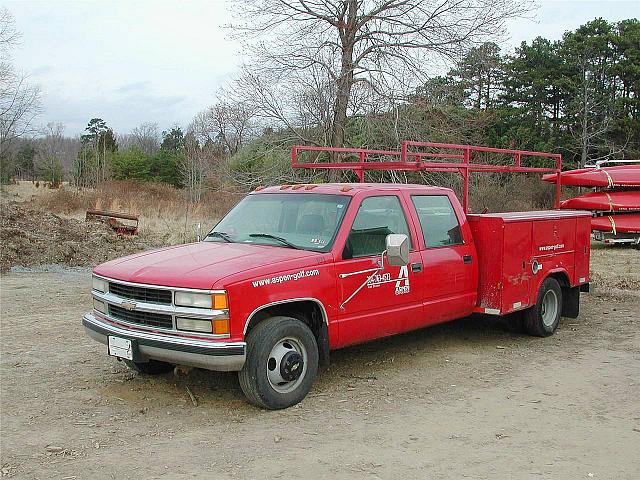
[1,247,639,479]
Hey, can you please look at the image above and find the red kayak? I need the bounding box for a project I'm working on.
[591,214,640,234]
[560,190,640,212]
[543,165,640,188]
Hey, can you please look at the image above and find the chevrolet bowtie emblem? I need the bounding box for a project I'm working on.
[121,299,137,311]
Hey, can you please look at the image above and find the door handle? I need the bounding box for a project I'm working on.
[411,262,423,273]
[463,255,472,264]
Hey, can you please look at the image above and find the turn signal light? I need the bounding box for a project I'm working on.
[213,319,230,335]
[212,293,228,310]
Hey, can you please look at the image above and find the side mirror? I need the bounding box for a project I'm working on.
[385,234,409,266]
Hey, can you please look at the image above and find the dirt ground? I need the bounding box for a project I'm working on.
[0,202,167,272]
[1,246,639,479]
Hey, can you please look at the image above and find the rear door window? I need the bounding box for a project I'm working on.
[411,195,463,248]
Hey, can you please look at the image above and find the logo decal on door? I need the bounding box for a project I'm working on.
[395,266,410,295]
[366,266,410,296]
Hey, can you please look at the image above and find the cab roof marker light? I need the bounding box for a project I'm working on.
[292,184,305,190]
[254,186,265,191]
[304,185,317,190]
[280,185,292,190]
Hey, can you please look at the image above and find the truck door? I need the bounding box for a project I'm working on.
[335,195,424,347]
[409,194,477,326]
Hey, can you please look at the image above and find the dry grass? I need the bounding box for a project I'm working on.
[0,176,592,245]
[0,180,68,203]
[590,242,640,291]
[2,181,245,245]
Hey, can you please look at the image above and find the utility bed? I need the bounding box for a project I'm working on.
[468,210,592,315]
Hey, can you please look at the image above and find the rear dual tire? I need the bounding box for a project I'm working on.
[523,277,563,337]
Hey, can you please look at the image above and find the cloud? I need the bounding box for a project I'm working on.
[6,0,635,137]
[37,84,189,137]
[30,65,53,77]
[115,81,151,94]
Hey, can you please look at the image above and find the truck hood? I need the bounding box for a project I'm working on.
[93,241,323,290]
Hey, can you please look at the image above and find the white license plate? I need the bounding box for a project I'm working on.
[108,336,133,360]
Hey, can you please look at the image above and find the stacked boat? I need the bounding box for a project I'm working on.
[542,164,640,246]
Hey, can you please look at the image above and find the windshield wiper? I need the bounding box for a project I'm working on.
[206,231,233,243]
[249,233,301,249]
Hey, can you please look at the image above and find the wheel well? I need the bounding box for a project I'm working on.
[244,300,329,366]
[548,271,570,289]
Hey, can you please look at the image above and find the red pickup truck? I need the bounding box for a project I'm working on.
[83,142,591,409]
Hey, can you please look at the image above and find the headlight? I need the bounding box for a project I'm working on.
[174,291,212,308]
[92,276,107,293]
[174,291,228,309]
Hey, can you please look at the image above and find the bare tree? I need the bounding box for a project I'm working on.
[34,122,65,186]
[192,100,255,156]
[130,121,160,155]
[31,130,80,177]
[0,8,41,168]
[181,132,210,203]
[230,0,532,149]
[0,8,20,52]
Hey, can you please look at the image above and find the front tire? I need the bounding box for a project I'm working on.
[523,277,562,337]
[239,316,318,410]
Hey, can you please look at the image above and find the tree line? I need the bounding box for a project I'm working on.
[229,16,639,187]
[1,1,638,199]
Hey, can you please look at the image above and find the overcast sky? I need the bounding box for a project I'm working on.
[3,0,638,137]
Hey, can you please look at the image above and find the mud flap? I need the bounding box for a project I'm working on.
[562,286,580,318]
[318,322,330,368]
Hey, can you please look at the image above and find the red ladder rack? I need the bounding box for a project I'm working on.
[291,141,562,213]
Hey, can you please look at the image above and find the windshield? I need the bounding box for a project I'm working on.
[205,193,351,252]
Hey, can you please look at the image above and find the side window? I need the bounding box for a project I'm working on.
[345,195,411,258]
[412,195,463,248]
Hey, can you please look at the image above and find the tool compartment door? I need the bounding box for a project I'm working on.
[574,216,591,284]
[467,215,503,313]
[530,218,576,296]
[501,221,533,313]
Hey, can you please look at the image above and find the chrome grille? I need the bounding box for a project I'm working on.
[108,282,172,305]
[109,304,173,329]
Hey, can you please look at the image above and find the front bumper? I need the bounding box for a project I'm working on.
[83,312,246,371]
